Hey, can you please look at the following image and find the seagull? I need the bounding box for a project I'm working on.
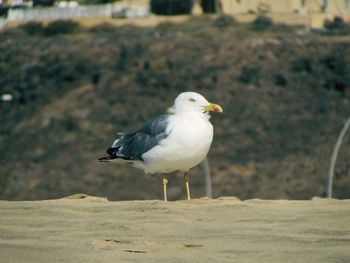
[99,92,223,201]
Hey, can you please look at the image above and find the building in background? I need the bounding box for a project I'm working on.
[219,0,350,27]
[2,0,350,28]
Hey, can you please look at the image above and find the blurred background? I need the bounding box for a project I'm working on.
[0,0,349,201]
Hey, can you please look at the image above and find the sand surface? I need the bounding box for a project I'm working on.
[0,195,349,262]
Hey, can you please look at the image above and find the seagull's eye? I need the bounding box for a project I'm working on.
[189,98,196,102]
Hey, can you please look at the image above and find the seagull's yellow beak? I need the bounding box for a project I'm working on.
[202,102,223,113]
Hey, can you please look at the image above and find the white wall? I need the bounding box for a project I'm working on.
[7,4,113,21]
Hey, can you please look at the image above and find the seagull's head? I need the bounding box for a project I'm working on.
[170,92,223,115]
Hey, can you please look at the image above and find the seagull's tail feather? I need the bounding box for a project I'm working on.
[98,147,133,162]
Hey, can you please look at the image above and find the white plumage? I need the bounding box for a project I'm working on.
[142,108,213,173]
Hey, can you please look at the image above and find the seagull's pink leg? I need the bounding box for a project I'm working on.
[162,175,168,202]
[184,172,191,200]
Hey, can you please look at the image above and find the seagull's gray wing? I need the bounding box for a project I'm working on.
[99,114,169,162]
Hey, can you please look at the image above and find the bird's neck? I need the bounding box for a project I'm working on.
[173,110,211,121]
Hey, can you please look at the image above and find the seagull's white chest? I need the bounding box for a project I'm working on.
[141,112,213,174]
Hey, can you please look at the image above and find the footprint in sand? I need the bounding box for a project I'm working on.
[90,239,149,253]
[90,239,132,250]
[183,244,203,248]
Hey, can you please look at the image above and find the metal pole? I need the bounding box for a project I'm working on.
[327,117,350,198]
[201,157,212,198]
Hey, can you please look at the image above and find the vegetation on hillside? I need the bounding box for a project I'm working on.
[0,18,349,200]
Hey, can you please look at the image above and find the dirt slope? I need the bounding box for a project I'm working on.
[0,17,349,200]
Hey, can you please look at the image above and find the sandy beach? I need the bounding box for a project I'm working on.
[0,196,349,262]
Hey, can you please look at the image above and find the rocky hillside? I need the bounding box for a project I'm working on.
[0,17,349,200]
